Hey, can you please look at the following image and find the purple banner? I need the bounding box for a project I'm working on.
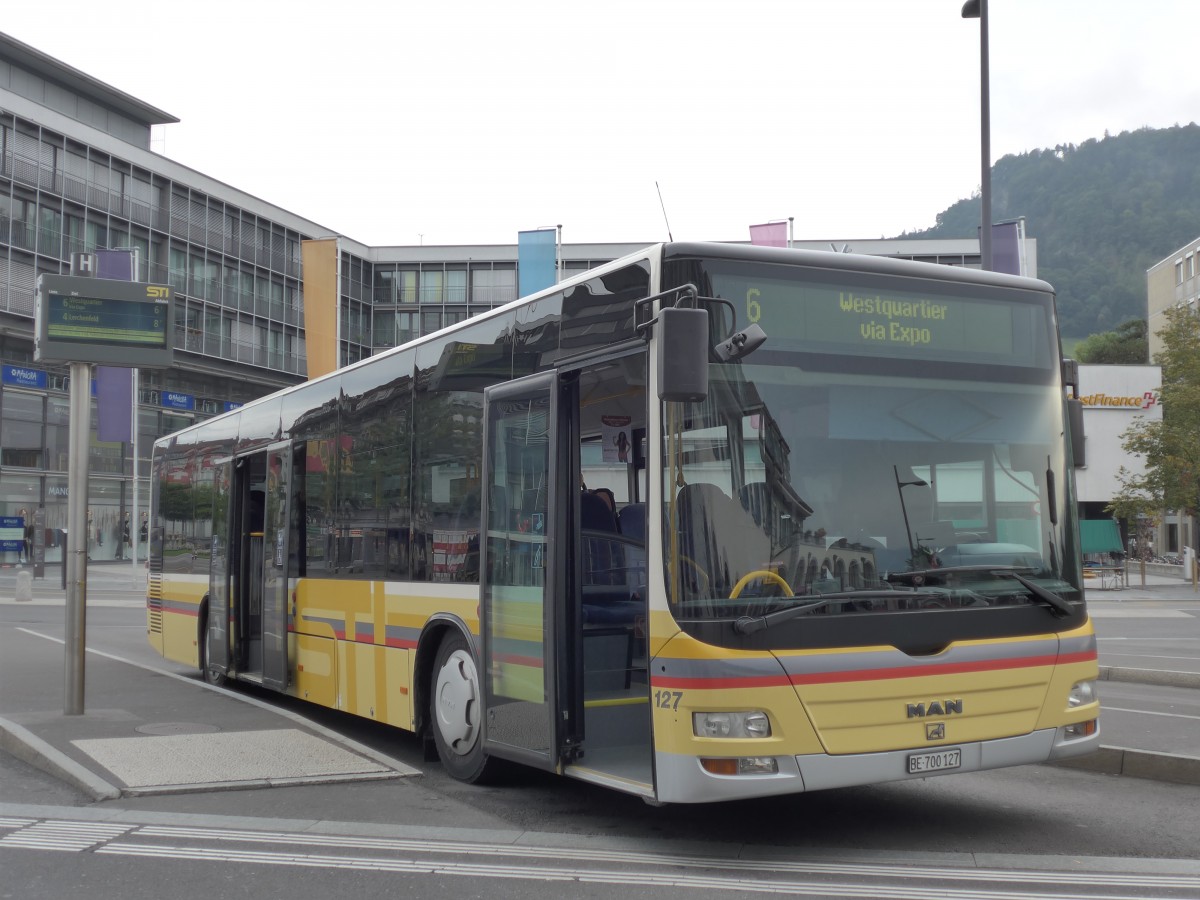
[991,222,1021,276]
[96,366,132,443]
[96,248,135,280]
[95,249,137,443]
[749,222,788,247]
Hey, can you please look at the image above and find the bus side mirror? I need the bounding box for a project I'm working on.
[1068,398,1086,468]
[658,306,709,402]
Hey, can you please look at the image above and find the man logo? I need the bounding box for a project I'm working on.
[906,699,963,718]
[926,722,945,741]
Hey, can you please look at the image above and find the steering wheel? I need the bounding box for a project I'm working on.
[729,569,795,599]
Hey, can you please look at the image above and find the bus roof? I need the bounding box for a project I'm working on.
[154,241,1054,450]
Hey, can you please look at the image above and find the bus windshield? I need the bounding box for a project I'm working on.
[661,258,1082,631]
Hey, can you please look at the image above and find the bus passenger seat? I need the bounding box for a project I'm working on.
[580,489,618,533]
[618,503,646,543]
[581,489,621,585]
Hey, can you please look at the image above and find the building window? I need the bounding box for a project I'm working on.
[471,267,516,306]
[399,270,417,303]
[397,312,417,345]
[422,309,443,335]
[374,268,397,303]
[446,269,467,303]
[420,270,443,304]
[2,391,45,468]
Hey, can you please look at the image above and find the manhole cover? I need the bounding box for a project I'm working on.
[136,722,220,736]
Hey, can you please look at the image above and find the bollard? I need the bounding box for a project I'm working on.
[16,569,33,602]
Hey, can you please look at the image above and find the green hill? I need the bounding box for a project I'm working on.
[901,124,1200,338]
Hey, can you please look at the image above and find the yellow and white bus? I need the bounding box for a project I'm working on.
[147,242,1099,803]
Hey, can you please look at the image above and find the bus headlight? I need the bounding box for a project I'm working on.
[1068,679,1097,708]
[693,711,771,738]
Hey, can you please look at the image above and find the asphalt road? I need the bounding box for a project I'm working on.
[3,568,1200,899]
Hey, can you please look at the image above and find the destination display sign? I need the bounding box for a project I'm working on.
[35,275,174,367]
[793,285,1019,357]
[708,265,1051,369]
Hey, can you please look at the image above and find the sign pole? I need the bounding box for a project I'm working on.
[34,266,173,716]
[64,359,91,715]
[131,367,139,582]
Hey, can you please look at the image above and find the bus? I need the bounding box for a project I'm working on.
[146,241,1100,804]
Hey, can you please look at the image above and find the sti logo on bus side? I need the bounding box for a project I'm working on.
[906,699,964,718]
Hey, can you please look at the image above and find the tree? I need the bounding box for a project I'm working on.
[1073,318,1148,364]
[1110,307,1200,549]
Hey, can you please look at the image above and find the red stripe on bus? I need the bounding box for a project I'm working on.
[651,674,793,690]
[652,650,1096,691]
[786,653,1062,685]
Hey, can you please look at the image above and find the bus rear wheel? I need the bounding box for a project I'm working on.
[430,630,492,783]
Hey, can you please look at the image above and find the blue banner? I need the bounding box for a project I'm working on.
[2,365,47,389]
[0,516,23,553]
[518,229,557,298]
[162,390,194,410]
[223,401,243,412]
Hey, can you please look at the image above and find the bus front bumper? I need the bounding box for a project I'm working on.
[653,724,1102,804]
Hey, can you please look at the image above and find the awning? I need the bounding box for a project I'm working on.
[1080,519,1123,554]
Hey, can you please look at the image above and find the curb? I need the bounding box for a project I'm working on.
[0,715,121,801]
[1100,665,1200,690]
[1051,745,1200,787]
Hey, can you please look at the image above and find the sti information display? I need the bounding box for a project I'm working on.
[35,275,174,367]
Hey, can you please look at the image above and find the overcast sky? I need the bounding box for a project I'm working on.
[6,1,1196,247]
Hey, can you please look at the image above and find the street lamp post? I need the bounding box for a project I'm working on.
[962,0,992,272]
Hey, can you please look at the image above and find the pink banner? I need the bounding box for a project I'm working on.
[749,222,788,247]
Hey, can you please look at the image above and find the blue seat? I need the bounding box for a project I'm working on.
[618,502,646,543]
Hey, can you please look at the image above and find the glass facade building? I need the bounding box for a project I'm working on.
[0,31,1024,568]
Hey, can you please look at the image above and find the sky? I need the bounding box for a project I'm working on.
[5,1,1197,248]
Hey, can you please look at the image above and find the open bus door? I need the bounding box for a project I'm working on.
[204,456,233,682]
[479,372,566,772]
[260,440,292,691]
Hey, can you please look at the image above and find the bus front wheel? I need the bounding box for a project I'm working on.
[430,631,492,783]
[199,612,227,687]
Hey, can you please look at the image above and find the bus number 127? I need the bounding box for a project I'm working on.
[654,690,683,711]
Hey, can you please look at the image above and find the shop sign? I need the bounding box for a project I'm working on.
[2,365,48,389]
[162,391,195,411]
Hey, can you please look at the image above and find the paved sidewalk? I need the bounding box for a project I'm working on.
[0,563,417,800]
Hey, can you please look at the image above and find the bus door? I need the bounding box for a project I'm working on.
[260,441,292,691]
[480,372,564,772]
[230,452,267,679]
[567,351,652,791]
[205,456,234,680]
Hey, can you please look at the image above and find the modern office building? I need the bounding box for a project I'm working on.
[1147,236,1200,359]
[1143,238,1200,557]
[1,31,1026,566]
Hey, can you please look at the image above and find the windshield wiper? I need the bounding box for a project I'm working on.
[994,569,1074,618]
[886,565,1075,618]
[733,590,945,635]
